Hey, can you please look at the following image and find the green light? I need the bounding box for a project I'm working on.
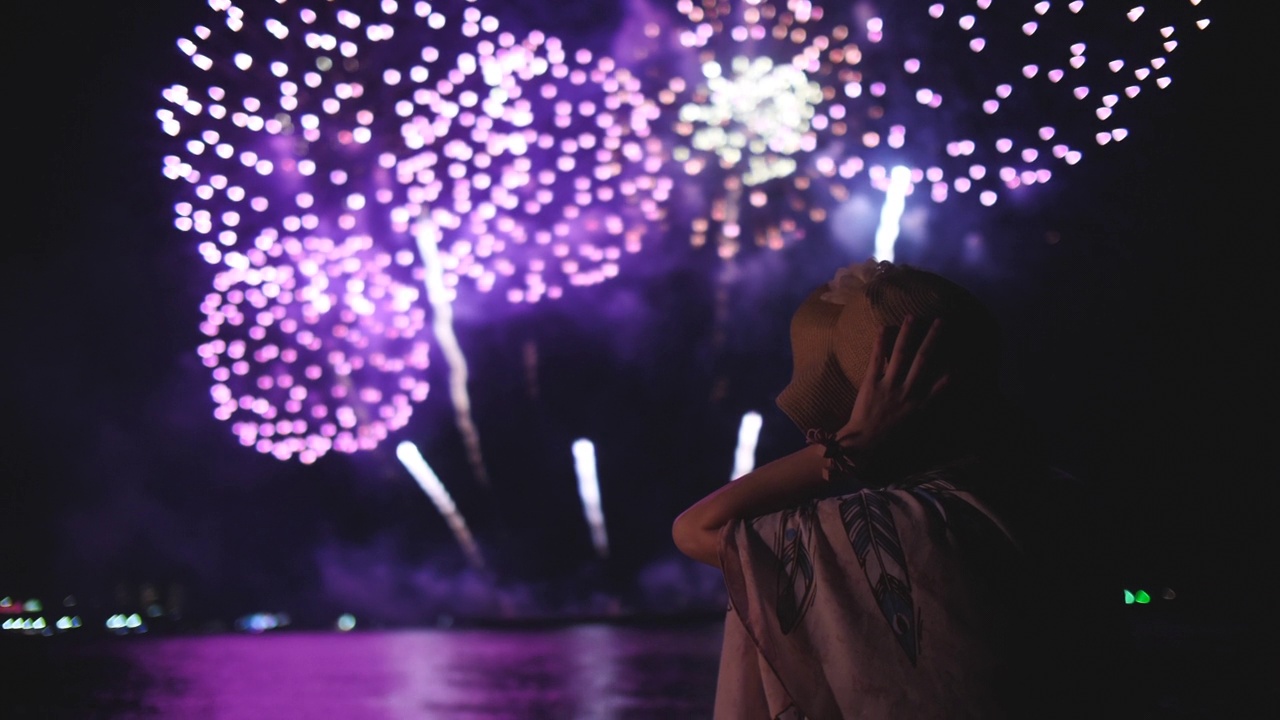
[1123,589,1134,604]
[1134,590,1151,604]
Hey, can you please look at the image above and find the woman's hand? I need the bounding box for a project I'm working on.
[673,316,953,569]
[836,315,951,457]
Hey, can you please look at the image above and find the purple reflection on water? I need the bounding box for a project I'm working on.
[93,622,724,719]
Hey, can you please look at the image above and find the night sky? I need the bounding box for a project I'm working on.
[4,0,1272,628]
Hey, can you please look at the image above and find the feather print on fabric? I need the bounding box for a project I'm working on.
[773,506,817,635]
[840,491,920,664]
[907,479,958,524]
[911,479,1021,569]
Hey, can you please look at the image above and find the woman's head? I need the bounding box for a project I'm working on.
[776,260,1002,436]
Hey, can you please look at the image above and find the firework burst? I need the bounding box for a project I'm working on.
[642,0,1211,259]
[392,9,675,305]
[159,0,441,462]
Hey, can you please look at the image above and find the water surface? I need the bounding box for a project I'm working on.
[3,613,1269,719]
[6,621,724,719]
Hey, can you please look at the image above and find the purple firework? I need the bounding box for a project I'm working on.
[392,8,675,304]
[633,0,1212,258]
[158,0,674,464]
[159,0,444,463]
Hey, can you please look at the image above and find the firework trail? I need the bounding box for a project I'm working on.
[874,165,912,260]
[413,222,489,486]
[571,439,609,559]
[730,410,764,480]
[397,441,486,569]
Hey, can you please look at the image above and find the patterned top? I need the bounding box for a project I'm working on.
[712,463,1130,720]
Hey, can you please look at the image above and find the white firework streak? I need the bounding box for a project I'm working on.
[640,0,1212,258]
[730,410,764,480]
[571,439,609,559]
[875,165,912,261]
[397,441,486,570]
[413,222,489,486]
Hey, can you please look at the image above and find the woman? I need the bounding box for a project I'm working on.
[674,260,1129,719]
